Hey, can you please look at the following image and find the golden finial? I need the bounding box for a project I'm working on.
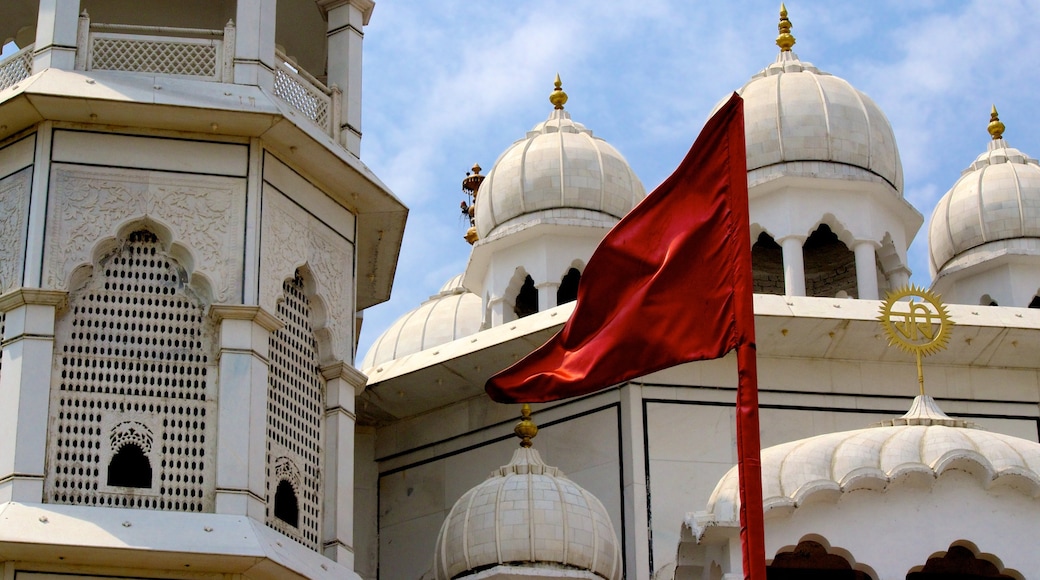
[549,73,568,110]
[776,3,796,52]
[878,285,953,396]
[988,105,1005,140]
[514,404,538,448]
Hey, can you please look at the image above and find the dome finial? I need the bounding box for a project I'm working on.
[549,73,568,110]
[514,404,538,448]
[988,105,1005,140]
[776,3,796,52]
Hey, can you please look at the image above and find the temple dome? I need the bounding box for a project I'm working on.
[725,49,903,193]
[473,78,645,241]
[927,110,1040,276]
[360,274,481,370]
[433,408,622,580]
[703,396,1040,525]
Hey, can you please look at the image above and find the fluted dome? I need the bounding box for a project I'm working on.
[433,445,622,579]
[705,396,1040,524]
[928,121,1040,276]
[473,81,645,240]
[728,49,903,193]
[360,274,481,370]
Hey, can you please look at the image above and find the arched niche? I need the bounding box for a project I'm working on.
[803,223,857,298]
[906,542,1022,580]
[752,231,784,295]
[768,537,875,580]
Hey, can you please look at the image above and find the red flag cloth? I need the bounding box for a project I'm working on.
[484,93,766,580]
[485,93,752,404]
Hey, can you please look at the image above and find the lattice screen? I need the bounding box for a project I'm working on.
[90,37,218,78]
[274,67,331,130]
[0,47,32,92]
[266,272,324,550]
[48,230,215,511]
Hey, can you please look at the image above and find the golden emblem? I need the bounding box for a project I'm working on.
[878,285,953,395]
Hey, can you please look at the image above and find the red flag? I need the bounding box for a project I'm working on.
[484,93,766,579]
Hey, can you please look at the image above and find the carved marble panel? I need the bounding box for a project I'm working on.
[0,167,31,293]
[260,186,355,362]
[43,165,246,303]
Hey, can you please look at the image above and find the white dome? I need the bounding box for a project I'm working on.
[473,96,645,240]
[728,50,903,192]
[928,130,1040,276]
[360,274,481,370]
[433,445,622,580]
[706,396,1040,523]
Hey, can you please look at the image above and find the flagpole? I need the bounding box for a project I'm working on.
[736,340,766,579]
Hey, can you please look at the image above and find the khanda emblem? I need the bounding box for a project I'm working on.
[878,286,953,356]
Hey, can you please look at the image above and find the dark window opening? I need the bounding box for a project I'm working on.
[907,545,1016,579]
[804,224,857,298]
[768,540,871,580]
[752,232,785,295]
[557,268,581,305]
[274,480,299,527]
[107,443,152,488]
[1029,295,1040,309]
[514,275,538,318]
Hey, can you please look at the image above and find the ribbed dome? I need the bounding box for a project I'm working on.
[433,445,622,580]
[360,274,481,370]
[928,132,1040,276]
[473,102,645,240]
[706,396,1040,523]
[728,50,903,192]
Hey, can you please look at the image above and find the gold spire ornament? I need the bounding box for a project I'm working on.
[878,285,953,395]
[514,404,538,448]
[988,105,1005,140]
[549,73,568,110]
[776,3,796,52]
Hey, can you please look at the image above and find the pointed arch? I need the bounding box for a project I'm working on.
[557,266,582,305]
[769,535,876,580]
[752,230,785,295]
[504,267,538,321]
[803,223,857,298]
[906,541,1022,580]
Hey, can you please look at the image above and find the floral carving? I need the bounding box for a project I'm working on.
[261,189,354,362]
[44,166,245,303]
[0,168,30,292]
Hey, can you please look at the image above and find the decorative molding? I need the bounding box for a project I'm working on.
[0,288,68,313]
[0,168,31,293]
[43,165,246,303]
[210,304,284,332]
[260,189,353,362]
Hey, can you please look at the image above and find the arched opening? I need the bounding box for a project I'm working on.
[752,232,784,294]
[768,540,871,580]
[1029,295,1040,309]
[804,224,857,298]
[557,268,581,305]
[980,294,998,307]
[906,545,1017,579]
[514,275,538,318]
[107,443,152,489]
[273,480,299,528]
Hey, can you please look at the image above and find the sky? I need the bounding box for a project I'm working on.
[4,1,1040,362]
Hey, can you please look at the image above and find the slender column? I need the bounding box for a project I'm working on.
[321,361,367,568]
[488,296,507,327]
[0,288,67,502]
[778,236,806,297]
[853,241,879,300]
[33,0,81,72]
[233,0,276,90]
[536,282,560,310]
[211,305,282,521]
[318,0,374,156]
[887,265,911,291]
[619,384,652,580]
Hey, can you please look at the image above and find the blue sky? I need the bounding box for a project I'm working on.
[5,1,1040,362]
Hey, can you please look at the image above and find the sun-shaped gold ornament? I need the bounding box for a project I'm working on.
[878,285,953,395]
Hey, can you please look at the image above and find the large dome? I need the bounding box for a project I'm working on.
[705,396,1040,523]
[360,274,481,370]
[928,109,1040,276]
[473,78,645,240]
[727,20,902,193]
[433,408,622,580]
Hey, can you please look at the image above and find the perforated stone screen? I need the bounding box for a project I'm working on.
[47,231,215,511]
[90,36,219,79]
[266,272,324,550]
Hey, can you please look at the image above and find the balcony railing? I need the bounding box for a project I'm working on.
[0,44,34,93]
[0,13,340,140]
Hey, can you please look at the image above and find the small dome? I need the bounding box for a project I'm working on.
[726,49,902,192]
[706,396,1040,523]
[473,79,645,240]
[360,274,481,370]
[433,408,622,579]
[928,112,1040,275]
